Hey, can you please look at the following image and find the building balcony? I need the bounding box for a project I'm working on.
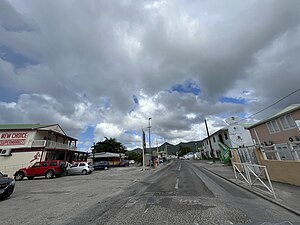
[31,140,77,151]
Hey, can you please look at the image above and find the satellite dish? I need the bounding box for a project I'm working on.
[228,125,247,146]
[225,116,240,125]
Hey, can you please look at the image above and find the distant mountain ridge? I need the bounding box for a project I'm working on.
[131,140,202,154]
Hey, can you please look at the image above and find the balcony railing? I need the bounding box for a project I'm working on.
[31,140,77,151]
[263,141,300,161]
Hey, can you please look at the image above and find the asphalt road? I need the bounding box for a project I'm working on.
[1,161,299,225]
[66,160,300,225]
[0,165,150,225]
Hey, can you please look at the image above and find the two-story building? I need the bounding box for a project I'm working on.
[248,104,300,161]
[0,124,88,176]
[201,124,253,162]
[247,104,300,186]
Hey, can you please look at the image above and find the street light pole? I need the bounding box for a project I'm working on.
[148,118,152,168]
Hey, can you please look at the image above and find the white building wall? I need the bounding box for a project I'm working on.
[0,151,42,177]
[202,128,253,158]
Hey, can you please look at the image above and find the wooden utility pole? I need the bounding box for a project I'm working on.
[204,119,215,163]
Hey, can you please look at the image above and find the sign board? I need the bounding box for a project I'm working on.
[228,125,247,146]
[225,116,240,125]
[0,131,34,147]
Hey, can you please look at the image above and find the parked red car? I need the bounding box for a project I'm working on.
[14,160,67,181]
[119,160,129,167]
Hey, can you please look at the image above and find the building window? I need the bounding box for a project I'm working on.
[224,132,228,140]
[279,115,296,130]
[266,120,280,134]
[213,136,216,143]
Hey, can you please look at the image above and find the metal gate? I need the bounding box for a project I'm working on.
[237,145,260,174]
[232,162,276,199]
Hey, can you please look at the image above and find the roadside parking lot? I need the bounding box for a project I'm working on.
[0,166,152,225]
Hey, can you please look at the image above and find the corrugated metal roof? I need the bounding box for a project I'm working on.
[249,104,300,128]
[93,152,124,158]
[0,124,52,130]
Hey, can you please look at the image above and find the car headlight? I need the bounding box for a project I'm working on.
[9,180,15,186]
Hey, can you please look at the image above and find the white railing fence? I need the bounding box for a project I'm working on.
[262,141,300,161]
[31,140,77,151]
[232,162,276,199]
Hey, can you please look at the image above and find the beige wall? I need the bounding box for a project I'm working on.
[0,151,42,177]
[230,149,243,170]
[255,148,300,186]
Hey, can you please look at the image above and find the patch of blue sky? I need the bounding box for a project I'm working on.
[217,112,234,119]
[77,126,95,150]
[124,130,138,135]
[0,86,21,102]
[236,112,247,120]
[217,111,246,119]
[219,97,247,105]
[132,95,139,104]
[0,44,38,69]
[100,96,111,109]
[170,79,201,95]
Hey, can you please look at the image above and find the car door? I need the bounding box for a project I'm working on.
[40,162,49,175]
[68,163,79,175]
[30,162,41,176]
[78,162,86,173]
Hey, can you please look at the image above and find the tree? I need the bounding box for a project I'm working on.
[178,145,191,157]
[93,137,126,153]
[126,151,142,164]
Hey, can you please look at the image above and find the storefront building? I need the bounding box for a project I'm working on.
[0,124,88,176]
[89,152,125,166]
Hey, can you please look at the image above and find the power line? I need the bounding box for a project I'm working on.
[239,88,300,123]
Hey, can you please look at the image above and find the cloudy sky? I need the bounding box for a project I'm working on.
[1,0,300,150]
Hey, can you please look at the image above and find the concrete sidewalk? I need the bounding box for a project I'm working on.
[192,160,300,217]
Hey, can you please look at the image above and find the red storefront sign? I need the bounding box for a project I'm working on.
[0,132,28,146]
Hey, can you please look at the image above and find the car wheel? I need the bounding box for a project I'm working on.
[82,169,88,175]
[104,166,108,170]
[45,170,54,179]
[27,176,34,180]
[14,171,25,181]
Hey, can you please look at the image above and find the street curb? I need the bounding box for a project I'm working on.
[199,165,300,217]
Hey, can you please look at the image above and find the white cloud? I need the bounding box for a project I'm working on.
[94,123,124,141]
[0,0,300,149]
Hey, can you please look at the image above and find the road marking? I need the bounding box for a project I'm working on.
[178,163,181,171]
[175,178,179,189]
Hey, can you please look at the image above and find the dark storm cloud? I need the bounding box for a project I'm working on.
[0,0,300,148]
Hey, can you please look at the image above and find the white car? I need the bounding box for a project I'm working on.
[66,162,94,175]
[129,160,135,164]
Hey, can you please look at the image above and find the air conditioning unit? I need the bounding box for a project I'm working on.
[0,148,12,156]
[289,136,300,142]
[263,141,273,146]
